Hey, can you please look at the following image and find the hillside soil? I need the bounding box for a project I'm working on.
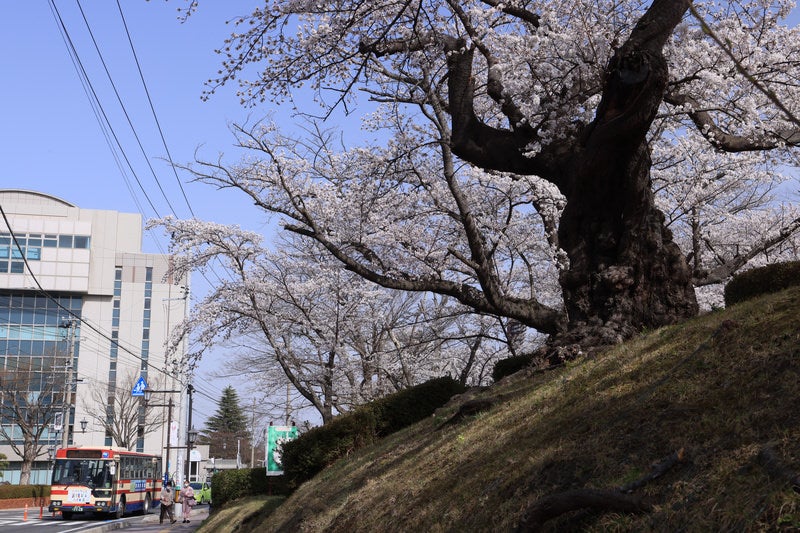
[214,286,800,532]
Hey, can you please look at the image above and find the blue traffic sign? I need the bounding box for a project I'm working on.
[132,376,148,396]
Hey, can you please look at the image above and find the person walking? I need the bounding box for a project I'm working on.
[179,480,195,523]
[160,481,177,524]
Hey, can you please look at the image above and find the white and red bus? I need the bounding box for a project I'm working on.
[48,447,163,520]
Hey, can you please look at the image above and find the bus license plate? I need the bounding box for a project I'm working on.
[72,506,84,511]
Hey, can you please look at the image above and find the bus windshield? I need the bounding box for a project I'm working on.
[52,459,113,488]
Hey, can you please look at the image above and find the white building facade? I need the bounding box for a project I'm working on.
[0,189,189,484]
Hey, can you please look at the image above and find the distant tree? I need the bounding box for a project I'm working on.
[0,453,7,479]
[80,373,165,451]
[201,386,250,460]
[0,361,60,484]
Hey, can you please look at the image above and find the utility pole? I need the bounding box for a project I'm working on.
[184,383,194,481]
[250,398,256,469]
[144,388,180,482]
[59,318,78,449]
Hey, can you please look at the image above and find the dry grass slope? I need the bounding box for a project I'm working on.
[226,286,800,532]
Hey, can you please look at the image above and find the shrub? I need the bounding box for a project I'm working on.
[492,354,534,382]
[724,261,800,306]
[0,484,50,500]
[282,376,465,488]
[210,468,291,509]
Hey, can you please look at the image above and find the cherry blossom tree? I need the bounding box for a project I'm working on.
[154,218,517,423]
[183,0,799,359]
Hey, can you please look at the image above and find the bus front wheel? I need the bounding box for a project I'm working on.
[115,498,125,519]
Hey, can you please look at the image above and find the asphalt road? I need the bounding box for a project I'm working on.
[0,504,209,533]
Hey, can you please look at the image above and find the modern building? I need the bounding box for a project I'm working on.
[0,189,190,484]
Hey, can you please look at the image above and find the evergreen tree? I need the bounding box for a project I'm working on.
[201,386,251,461]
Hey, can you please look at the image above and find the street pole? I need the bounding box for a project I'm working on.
[59,318,77,449]
[166,397,173,482]
[184,384,194,482]
[250,398,256,469]
[144,388,181,483]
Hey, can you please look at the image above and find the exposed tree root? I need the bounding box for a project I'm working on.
[517,488,649,532]
[517,449,687,532]
[440,398,496,427]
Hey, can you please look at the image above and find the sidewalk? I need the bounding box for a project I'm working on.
[83,504,211,533]
[142,503,210,529]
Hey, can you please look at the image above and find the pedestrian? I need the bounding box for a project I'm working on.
[160,481,177,524]
[180,480,195,523]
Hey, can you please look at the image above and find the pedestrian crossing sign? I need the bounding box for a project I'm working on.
[132,376,148,396]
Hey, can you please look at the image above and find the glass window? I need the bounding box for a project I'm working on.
[145,268,153,282]
[0,261,7,272]
[43,235,58,247]
[0,246,9,259]
[27,237,42,247]
[115,269,122,281]
[10,262,24,274]
[58,235,73,248]
[11,247,24,259]
[73,236,90,249]
[26,248,41,260]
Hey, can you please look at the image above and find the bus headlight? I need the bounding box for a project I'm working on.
[51,500,62,506]
[95,501,107,507]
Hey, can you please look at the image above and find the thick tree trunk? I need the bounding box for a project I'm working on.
[553,142,697,355]
[438,0,696,355]
[550,21,698,357]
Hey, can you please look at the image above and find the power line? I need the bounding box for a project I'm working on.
[73,0,180,216]
[114,0,196,218]
[47,0,162,219]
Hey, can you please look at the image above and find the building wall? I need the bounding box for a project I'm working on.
[0,189,188,484]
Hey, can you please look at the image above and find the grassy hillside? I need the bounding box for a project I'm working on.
[209,286,800,532]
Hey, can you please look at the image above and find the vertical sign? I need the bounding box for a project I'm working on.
[266,425,298,476]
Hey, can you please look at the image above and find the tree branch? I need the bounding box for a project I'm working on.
[665,93,800,152]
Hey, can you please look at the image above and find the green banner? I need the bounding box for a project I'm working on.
[266,425,298,476]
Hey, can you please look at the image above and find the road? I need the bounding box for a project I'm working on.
[0,505,209,533]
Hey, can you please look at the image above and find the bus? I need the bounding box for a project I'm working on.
[48,447,163,520]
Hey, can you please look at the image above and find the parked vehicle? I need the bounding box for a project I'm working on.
[189,481,212,504]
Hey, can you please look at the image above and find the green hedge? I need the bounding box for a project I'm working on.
[724,261,800,306]
[210,468,291,509]
[281,377,466,488]
[0,484,50,500]
[492,354,533,382]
